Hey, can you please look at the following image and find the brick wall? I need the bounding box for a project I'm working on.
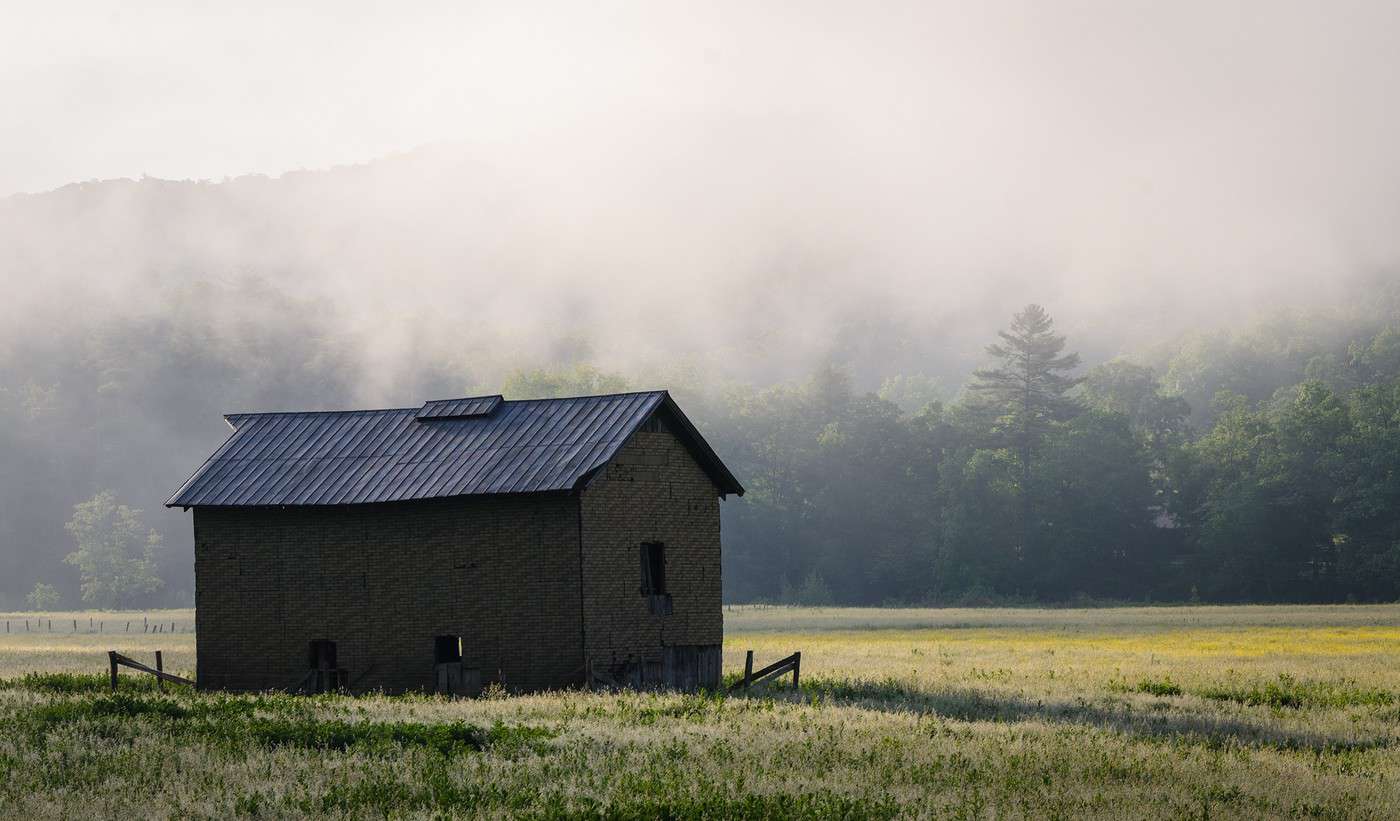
[191,420,726,694]
[578,422,724,686]
[193,494,582,693]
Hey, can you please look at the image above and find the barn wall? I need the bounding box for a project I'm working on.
[579,424,724,688]
[192,494,582,694]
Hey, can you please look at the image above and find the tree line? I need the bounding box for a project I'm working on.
[5,295,1400,608]
[703,305,1400,604]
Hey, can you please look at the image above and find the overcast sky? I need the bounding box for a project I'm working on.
[5,1,1398,200]
[4,0,1399,374]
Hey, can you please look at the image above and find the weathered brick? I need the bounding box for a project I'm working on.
[191,423,724,693]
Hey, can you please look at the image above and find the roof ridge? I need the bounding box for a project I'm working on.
[225,407,418,418]
[490,389,667,404]
[420,393,502,404]
[224,390,669,418]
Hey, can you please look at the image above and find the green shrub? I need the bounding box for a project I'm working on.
[1196,675,1395,709]
[0,672,164,694]
[1134,677,1184,697]
[18,692,553,756]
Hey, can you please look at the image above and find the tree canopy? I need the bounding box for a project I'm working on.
[63,491,163,609]
[4,291,1400,608]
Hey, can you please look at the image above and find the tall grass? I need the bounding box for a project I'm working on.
[2,605,1400,817]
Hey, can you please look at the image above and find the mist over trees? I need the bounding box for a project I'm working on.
[3,289,1399,607]
[713,303,1400,605]
[0,166,1399,608]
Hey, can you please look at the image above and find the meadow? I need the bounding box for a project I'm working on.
[3,605,1400,818]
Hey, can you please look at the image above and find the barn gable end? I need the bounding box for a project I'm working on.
[578,417,725,689]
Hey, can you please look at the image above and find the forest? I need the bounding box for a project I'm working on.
[709,301,1400,604]
[2,157,1399,610]
[2,222,1397,608]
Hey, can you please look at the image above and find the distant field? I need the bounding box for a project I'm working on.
[0,609,195,677]
[3,605,1400,818]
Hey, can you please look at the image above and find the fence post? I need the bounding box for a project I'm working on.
[743,650,753,690]
[792,652,801,690]
[155,651,164,692]
[109,651,119,693]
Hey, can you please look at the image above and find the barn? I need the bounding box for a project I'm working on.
[165,391,743,695]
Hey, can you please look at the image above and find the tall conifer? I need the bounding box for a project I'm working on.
[971,305,1082,565]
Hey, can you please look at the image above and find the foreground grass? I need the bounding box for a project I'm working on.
[1,605,1399,817]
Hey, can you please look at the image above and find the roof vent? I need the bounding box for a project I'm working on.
[416,395,503,420]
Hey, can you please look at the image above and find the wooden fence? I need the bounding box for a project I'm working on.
[728,650,801,692]
[6,617,189,634]
[107,650,194,691]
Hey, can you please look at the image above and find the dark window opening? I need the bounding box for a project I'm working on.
[434,635,462,664]
[308,639,337,670]
[640,542,666,595]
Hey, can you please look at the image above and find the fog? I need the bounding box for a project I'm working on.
[6,2,1400,387]
[2,1,1399,603]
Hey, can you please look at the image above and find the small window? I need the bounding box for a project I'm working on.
[640,542,666,595]
[308,639,338,670]
[434,635,462,664]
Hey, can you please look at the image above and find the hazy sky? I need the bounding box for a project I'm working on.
[4,0,1400,387]
[6,1,1399,200]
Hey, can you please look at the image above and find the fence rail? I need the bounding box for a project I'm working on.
[107,650,194,691]
[728,650,801,692]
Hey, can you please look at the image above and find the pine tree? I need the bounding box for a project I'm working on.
[970,305,1082,568]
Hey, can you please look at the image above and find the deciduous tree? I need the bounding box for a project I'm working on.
[63,491,163,609]
[25,582,60,610]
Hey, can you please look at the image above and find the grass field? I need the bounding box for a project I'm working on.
[3,605,1400,818]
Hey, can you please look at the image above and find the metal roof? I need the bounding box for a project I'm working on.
[416,394,502,420]
[166,391,743,508]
